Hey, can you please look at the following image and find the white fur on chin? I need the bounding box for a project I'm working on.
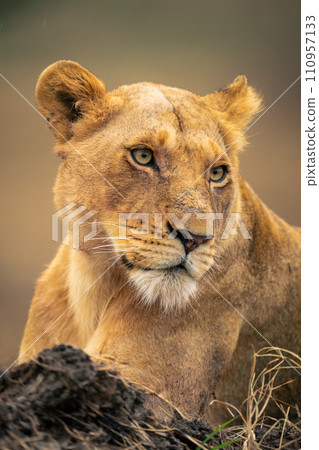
[129,268,197,312]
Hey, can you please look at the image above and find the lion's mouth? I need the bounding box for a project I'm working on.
[121,255,189,275]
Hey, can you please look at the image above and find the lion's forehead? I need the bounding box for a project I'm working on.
[115,82,191,101]
[126,84,174,110]
[111,82,219,136]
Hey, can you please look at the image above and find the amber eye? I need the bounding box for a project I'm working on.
[131,148,154,166]
[210,166,227,182]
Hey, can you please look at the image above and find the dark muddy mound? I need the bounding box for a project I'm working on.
[0,345,219,449]
[0,346,300,449]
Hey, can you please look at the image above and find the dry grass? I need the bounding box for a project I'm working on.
[208,347,301,449]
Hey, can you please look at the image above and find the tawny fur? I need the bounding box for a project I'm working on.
[19,61,300,424]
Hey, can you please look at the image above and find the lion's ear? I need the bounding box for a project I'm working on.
[204,76,263,152]
[36,60,107,141]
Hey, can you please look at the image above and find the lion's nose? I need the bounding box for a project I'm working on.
[167,222,212,254]
[177,230,212,253]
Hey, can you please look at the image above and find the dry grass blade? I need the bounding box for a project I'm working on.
[240,347,300,449]
[209,347,300,450]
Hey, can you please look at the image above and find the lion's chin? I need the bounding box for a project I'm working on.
[129,267,197,312]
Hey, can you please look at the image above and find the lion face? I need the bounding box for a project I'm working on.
[36,61,261,310]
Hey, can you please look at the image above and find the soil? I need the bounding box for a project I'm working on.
[0,345,300,449]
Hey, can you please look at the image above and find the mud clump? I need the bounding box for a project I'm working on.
[0,345,217,449]
[0,345,300,449]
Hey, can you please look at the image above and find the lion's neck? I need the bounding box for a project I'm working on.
[66,249,131,345]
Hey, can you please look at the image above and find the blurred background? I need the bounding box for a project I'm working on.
[0,0,300,367]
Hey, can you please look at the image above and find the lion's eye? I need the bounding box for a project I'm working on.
[210,166,227,182]
[131,148,154,166]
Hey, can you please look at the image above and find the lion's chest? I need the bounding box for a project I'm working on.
[84,303,233,416]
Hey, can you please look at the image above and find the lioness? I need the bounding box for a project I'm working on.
[20,61,300,422]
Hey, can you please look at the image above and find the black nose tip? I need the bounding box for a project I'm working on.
[167,223,212,254]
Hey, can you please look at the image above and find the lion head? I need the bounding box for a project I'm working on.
[36,60,262,311]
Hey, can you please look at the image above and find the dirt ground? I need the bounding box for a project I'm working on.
[0,346,300,449]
